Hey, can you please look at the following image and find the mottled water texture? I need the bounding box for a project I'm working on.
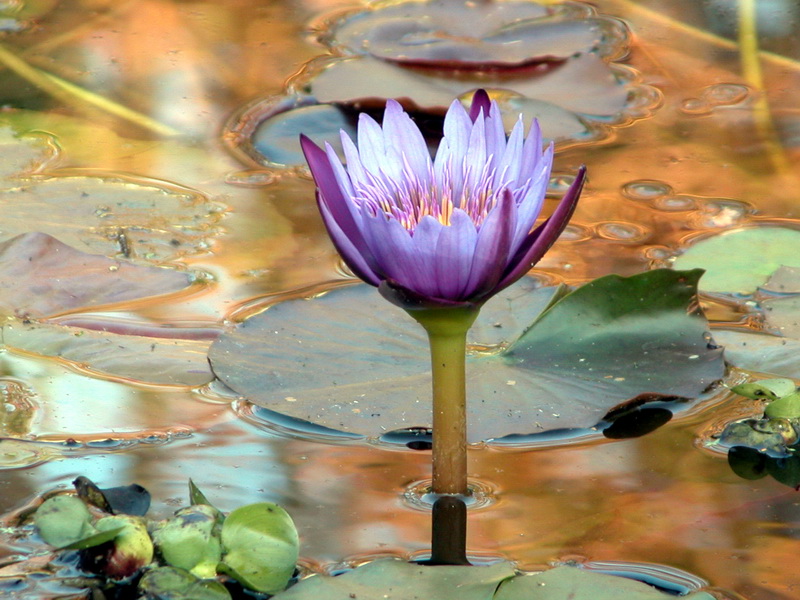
[0,0,799,599]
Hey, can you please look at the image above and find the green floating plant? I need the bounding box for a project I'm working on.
[31,478,299,596]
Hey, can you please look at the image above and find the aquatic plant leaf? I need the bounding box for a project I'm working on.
[0,232,193,318]
[760,265,800,293]
[210,271,723,442]
[329,0,624,66]
[0,126,57,178]
[714,330,800,378]
[271,558,515,600]
[73,476,152,516]
[731,379,797,401]
[153,505,223,579]
[220,503,299,594]
[271,560,714,600]
[139,567,232,600]
[189,479,214,508]
[764,392,800,419]
[0,174,218,263]
[0,349,225,443]
[493,565,716,600]
[2,318,214,387]
[33,495,95,548]
[61,527,125,551]
[673,227,800,294]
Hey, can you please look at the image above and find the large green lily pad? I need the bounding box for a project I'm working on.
[271,559,715,600]
[673,227,800,294]
[209,270,724,443]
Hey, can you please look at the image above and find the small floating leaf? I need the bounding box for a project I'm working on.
[33,495,95,548]
[731,379,797,401]
[61,527,125,551]
[220,503,299,594]
[139,566,232,600]
[153,505,223,579]
[74,477,152,516]
[764,392,800,419]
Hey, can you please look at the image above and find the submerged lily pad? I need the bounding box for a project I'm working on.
[0,232,194,318]
[210,270,723,443]
[673,227,800,294]
[3,319,214,387]
[328,0,624,67]
[0,175,218,263]
[271,559,714,600]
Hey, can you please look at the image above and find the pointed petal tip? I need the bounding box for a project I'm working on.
[469,89,492,122]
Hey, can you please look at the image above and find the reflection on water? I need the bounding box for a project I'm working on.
[0,0,798,598]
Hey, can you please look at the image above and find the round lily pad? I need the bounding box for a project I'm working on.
[673,227,800,294]
[210,270,724,443]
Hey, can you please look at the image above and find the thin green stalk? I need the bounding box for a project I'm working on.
[0,42,181,137]
[412,308,478,496]
[737,0,790,174]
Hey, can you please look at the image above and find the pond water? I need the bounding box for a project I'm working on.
[0,0,799,598]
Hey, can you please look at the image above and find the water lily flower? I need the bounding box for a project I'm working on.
[300,89,586,310]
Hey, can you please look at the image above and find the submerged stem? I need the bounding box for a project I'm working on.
[411,308,478,496]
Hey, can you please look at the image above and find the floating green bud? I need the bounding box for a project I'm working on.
[153,504,223,579]
[732,378,797,401]
[764,392,800,420]
[95,515,154,579]
[220,503,299,594]
[34,495,95,548]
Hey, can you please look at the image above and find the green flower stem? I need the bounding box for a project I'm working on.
[411,307,479,496]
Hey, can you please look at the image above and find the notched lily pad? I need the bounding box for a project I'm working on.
[210,270,724,444]
[0,232,194,318]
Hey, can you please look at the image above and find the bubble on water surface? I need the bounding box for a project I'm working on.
[621,180,673,201]
[680,83,750,116]
[594,221,650,243]
[652,195,697,211]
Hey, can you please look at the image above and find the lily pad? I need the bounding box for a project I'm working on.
[209,270,724,443]
[3,318,214,387]
[0,174,218,263]
[328,0,624,67]
[0,232,194,318]
[673,227,800,294]
[271,559,714,600]
[272,559,515,600]
[0,126,57,178]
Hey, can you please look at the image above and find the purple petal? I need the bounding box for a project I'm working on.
[356,113,388,177]
[317,193,381,286]
[469,89,491,122]
[300,135,363,245]
[359,211,438,297]
[484,100,506,170]
[463,189,516,299]
[497,166,587,291]
[382,99,432,179]
[433,210,478,299]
